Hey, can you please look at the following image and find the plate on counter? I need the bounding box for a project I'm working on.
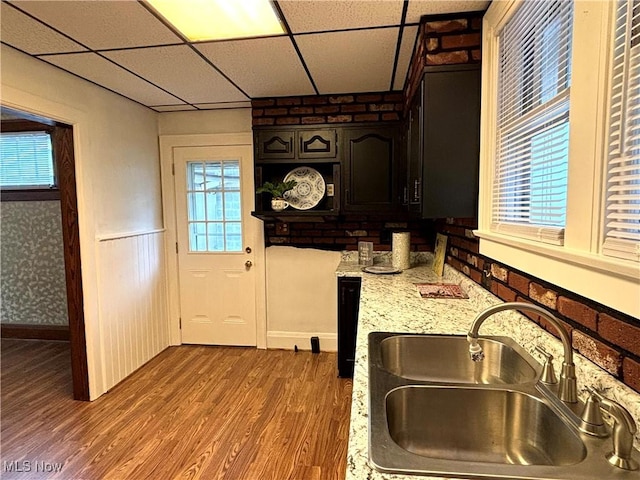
[362,265,401,274]
[283,166,325,210]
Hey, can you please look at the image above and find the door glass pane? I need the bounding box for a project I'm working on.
[206,191,224,221]
[186,159,242,252]
[225,222,242,251]
[188,192,205,221]
[224,191,241,221]
[189,222,207,251]
[207,222,224,251]
[188,162,205,191]
[205,162,223,190]
[223,162,240,189]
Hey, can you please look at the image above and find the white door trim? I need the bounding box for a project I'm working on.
[159,133,267,348]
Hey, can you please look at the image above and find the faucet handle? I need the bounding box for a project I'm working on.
[580,387,609,437]
[535,345,558,385]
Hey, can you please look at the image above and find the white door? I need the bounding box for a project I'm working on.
[174,145,257,346]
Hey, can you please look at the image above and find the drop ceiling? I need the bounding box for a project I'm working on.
[1,0,489,112]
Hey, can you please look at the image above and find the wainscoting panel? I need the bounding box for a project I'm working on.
[96,229,170,393]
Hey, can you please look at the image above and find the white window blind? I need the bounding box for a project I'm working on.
[0,131,55,188]
[603,0,640,262]
[491,0,573,245]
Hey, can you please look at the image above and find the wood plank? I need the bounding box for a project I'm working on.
[1,340,353,480]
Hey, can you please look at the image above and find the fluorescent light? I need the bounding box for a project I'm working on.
[147,0,285,42]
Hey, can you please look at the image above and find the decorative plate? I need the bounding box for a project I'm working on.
[283,166,325,210]
[362,266,401,275]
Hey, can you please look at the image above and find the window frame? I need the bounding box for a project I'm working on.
[0,119,60,202]
[476,0,639,319]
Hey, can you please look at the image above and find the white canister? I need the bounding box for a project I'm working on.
[392,232,411,270]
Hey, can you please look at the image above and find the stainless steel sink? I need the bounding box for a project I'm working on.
[379,334,538,384]
[386,385,586,466]
[368,332,640,479]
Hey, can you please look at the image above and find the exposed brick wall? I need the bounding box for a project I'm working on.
[265,218,435,252]
[404,12,483,110]
[252,92,404,127]
[436,218,640,393]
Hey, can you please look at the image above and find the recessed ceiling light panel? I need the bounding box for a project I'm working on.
[147,0,285,42]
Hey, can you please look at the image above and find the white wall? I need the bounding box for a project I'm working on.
[158,108,251,135]
[1,45,169,399]
[265,246,341,351]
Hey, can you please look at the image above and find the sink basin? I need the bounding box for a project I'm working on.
[378,334,538,384]
[368,332,640,479]
[386,385,586,466]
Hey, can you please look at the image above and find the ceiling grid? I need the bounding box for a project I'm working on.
[0,0,489,112]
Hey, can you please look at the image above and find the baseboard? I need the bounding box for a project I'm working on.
[266,331,337,352]
[1,323,70,341]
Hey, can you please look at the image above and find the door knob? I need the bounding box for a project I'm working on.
[245,260,253,268]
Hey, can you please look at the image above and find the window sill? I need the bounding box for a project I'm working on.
[475,229,640,318]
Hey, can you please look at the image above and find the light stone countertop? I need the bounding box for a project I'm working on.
[337,254,640,480]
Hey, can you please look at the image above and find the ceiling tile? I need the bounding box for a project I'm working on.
[196,37,314,98]
[102,45,247,104]
[405,0,489,23]
[280,0,404,33]
[295,28,398,94]
[43,52,182,106]
[9,0,182,50]
[1,2,87,55]
[393,25,418,91]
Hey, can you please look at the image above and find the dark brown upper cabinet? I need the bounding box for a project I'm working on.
[298,129,338,159]
[405,64,481,219]
[255,130,295,160]
[255,128,337,162]
[342,125,401,213]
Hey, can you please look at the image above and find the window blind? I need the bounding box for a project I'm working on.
[0,131,55,188]
[491,0,573,245]
[603,0,640,262]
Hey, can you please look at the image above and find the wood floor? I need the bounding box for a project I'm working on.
[1,339,353,480]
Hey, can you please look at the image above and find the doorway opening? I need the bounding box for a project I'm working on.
[0,107,89,400]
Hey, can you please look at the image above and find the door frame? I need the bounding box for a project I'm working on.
[159,134,267,348]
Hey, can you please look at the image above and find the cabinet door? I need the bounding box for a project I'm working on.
[338,277,361,378]
[407,84,423,214]
[342,127,399,212]
[255,130,295,160]
[422,66,480,218]
[298,129,337,159]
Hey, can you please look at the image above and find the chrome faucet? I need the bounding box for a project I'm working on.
[467,302,578,403]
[582,388,639,471]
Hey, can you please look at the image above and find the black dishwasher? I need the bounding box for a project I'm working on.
[337,277,361,377]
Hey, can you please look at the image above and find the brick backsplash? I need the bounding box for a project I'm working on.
[252,92,404,127]
[265,217,435,252]
[436,218,640,393]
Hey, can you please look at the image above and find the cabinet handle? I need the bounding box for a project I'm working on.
[403,187,408,205]
[346,189,350,204]
[413,179,420,202]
